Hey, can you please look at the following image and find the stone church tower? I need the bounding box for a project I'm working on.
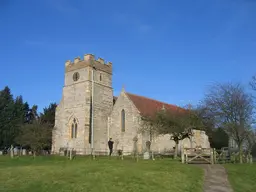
[52,53,211,156]
[52,54,113,154]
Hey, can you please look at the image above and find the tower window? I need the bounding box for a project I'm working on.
[100,73,102,81]
[73,72,80,81]
[71,118,78,138]
[121,109,125,132]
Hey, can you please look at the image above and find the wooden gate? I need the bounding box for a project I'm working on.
[182,147,214,164]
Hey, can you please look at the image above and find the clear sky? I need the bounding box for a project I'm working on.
[0,0,255,111]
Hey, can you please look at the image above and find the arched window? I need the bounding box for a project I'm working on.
[71,118,78,138]
[99,73,102,81]
[121,109,125,132]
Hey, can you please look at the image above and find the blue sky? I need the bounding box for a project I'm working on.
[0,0,255,111]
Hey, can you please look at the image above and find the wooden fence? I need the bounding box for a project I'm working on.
[182,147,214,164]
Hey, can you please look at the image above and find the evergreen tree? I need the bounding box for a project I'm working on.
[26,105,39,124]
[40,103,57,127]
[23,102,30,123]
[0,86,15,147]
[39,103,57,150]
[11,96,30,146]
[211,127,229,149]
[0,87,30,148]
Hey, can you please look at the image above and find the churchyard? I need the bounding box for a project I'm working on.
[1,68,255,192]
[0,155,255,192]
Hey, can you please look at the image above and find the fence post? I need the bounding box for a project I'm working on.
[181,146,184,164]
[210,149,214,164]
[213,148,216,164]
[185,149,188,164]
[121,146,124,160]
[10,145,14,159]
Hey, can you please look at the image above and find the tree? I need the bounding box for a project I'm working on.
[40,103,57,127]
[202,82,254,163]
[142,106,205,158]
[0,86,32,148]
[211,128,229,149]
[9,96,29,146]
[39,103,57,150]
[15,121,52,157]
[193,106,216,146]
[26,105,39,123]
[244,129,256,155]
[250,75,256,91]
[0,86,14,147]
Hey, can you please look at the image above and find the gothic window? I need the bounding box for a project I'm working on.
[121,109,125,132]
[73,72,80,81]
[71,118,78,138]
[100,73,102,81]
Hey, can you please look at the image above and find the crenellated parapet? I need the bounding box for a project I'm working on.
[65,53,112,74]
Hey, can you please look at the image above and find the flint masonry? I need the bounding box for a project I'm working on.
[51,54,210,155]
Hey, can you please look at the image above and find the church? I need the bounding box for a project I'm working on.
[51,54,210,155]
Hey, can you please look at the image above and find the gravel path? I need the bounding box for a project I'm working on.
[199,164,233,192]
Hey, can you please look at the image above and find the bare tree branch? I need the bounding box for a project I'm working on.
[140,106,206,158]
[244,129,256,154]
[250,75,256,91]
[203,82,255,163]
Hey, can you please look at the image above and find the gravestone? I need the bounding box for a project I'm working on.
[143,151,150,159]
[0,151,2,155]
[143,141,151,160]
[22,149,26,155]
[59,151,65,156]
[13,147,18,156]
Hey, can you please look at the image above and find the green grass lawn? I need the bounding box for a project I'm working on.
[0,155,203,192]
[225,163,256,192]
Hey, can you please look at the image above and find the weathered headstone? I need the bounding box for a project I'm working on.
[143,151,150,159]
[13,147,18,156]
[59,151,65,156]
[143,140,151,160]
[0,151,3,155]
[22,149,26,155]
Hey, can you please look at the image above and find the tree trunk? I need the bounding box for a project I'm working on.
[33,150,36,158]
[174,141,179,159]
[239,143,243,164]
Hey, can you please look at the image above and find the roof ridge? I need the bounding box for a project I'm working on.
[126,92,177,107]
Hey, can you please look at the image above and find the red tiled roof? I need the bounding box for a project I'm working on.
[126,92,184,117]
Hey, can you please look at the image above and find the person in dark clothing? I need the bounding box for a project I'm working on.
[108,138,114,156]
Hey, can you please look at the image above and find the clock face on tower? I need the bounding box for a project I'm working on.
[73,72,80,81]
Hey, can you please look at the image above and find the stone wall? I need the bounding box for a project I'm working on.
[52,54,210,155]
[53,74,91,154]
[92,76,113,152]
[109,90,141,155]
[52,54,113,155]
[190,129,210,148]
[51,98,64,153]
[108,91,211,155]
